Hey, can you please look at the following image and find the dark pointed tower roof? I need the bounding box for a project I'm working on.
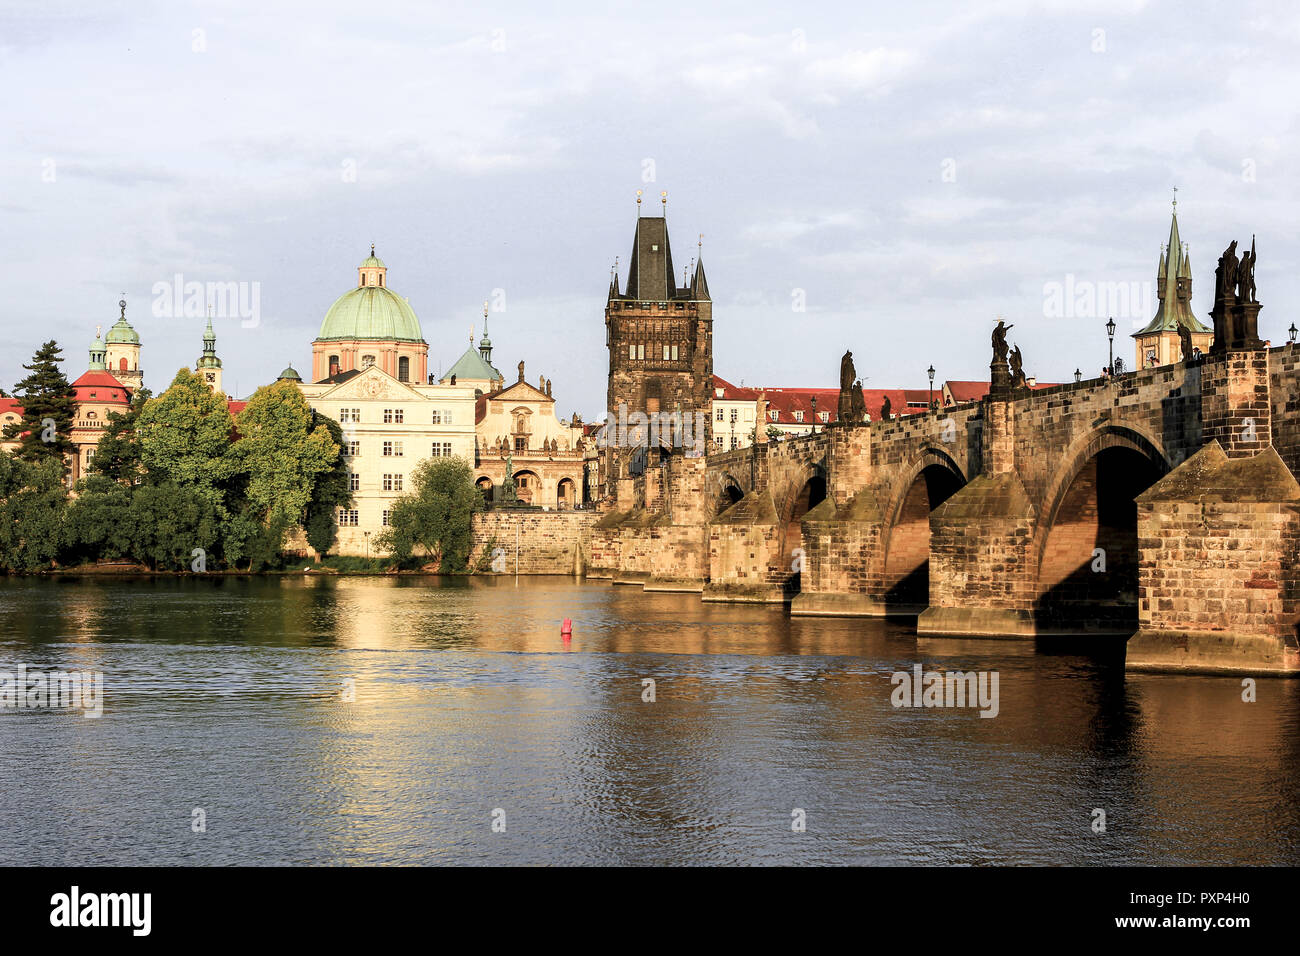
[691,256,710,301]
[623,216,676,301]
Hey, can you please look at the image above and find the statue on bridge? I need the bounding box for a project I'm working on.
[1178,321,1195,362]
[838,350,857,421]
[991,319,1014,364]
[849,379,867,423]
[880,394,892,421]
[1211,236,1262,354]
[1009,344,1027,389]
[1237,236,1257,303]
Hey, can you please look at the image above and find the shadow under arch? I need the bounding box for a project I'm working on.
[881,446,968,610]
[1032,424,1171,634]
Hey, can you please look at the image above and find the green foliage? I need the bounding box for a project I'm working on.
[63,475,135,562]
[136,369,235,508]
[375,456,483,571]
[90,386,151,485]
[304,415,351,557]
[126,482,220,571]
[3,341,77,469]
[0,456,67,571]
[231,381,339,528]
[471,535,500,573]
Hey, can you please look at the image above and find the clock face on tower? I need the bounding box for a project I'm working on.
[205,372,215,382]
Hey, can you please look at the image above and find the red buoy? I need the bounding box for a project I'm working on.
[561,617,573,640]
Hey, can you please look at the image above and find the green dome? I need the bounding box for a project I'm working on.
[360,253,386,268]
[317,286,424,343]
[277,365,302,381]
[105,316,139,345]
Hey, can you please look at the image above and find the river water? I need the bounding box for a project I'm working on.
[0,576,1296,866]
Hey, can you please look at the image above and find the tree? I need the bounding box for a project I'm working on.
[127,482,220,571]
[766,424,784,441]
[0,455,68,571]
[90,386,151,485]
[63,475,135,563]
[376,456,482,570]
[136,369,235,507]
[303,415,351,557]
[3,341,77,469]
[231,381,338,527]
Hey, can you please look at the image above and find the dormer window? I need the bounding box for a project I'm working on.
[794,411,804,423]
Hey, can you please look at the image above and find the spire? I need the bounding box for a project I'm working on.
[692,234,710,301]
[1135,193,1208,337]
[88,325,106,370]
[197,312,222,369]
[478,301,493,363]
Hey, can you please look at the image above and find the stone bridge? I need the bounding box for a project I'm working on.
[588,345,1300,675]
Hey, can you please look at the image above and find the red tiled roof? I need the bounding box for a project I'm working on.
[0,397,24,418]
[227,400,248,415]
[942,379,1064,406]
[71,370,131,405]
[715,375,927,423]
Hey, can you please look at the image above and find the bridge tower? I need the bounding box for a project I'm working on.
[603,194,713,499]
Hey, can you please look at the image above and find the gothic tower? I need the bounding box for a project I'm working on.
[603,194,713,495]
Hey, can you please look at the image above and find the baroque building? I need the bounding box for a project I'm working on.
[602,198,712,497]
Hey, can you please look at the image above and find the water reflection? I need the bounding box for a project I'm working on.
[0,576,1296,865]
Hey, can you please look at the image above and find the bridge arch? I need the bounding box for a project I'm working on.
[778,463,828,568]
[1032,423,1171,632]
[881,447,968,608]
[713,472,746,516]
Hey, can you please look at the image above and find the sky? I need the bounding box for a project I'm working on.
[2,0,1298,417]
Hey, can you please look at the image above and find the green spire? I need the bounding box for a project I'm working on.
[88,326,106,370]
[196,313,222,369]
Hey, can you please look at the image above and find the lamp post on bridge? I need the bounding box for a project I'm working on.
[1106,316,1117,376]
[927,365,936,410]
[810,395,817,434]
[1290,323,1297,345]
[1074,368,1082,383]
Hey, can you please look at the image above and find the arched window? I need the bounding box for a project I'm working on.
[398,356,409,382]
[119,358,128,371]
[379,274,384,287]
[329,355,341,376]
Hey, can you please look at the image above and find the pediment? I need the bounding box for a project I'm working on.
[316,365,425,402]
[493,380,552,403]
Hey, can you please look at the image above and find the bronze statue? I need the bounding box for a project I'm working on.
[1237,235,1256,303]
[880,394,892,421]
[849,379,866,423]
[992,320,1014,364]
[838,350,856,420]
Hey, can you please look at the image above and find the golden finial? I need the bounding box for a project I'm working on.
[636,189,642,217]
[660,190,667,209]
[371,242,375,256]
[95,324,102,338]
[483,300,489,320]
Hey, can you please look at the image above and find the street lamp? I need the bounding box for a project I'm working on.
[810,395,817,434]
[927,365,936,410]
[1106,316,1117,375]
[1074,368,1082,383]
[1290,323,1297,344]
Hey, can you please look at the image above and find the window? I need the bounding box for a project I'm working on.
[516,476,527,488]
[638,344,645,360]
[515,436,526,451]
[730,409,738,424]
[383,408,403,424]
[431,409,441,425]
[382,510,391,527]
[397,356,409,382]
[86,448,96,459]
[769,410,779,421]
[340,408,360,423]
[819,411,829,422]
[87,411,97,419]
[329,355,340,376]
[730,437,740,450]
[383,474,403,491]
[715,408,724,421]
[629,343,636,361]
[671,344,679,361]
[383,441,403,456]
[337,509,359,526]
[345,440,361,457]
[349,473,360,491]
[663,344,670,361]
[794,411,804,423]
[715,436,724,448]
[431,442,452,458]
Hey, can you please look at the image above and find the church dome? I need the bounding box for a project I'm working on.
[318,287,424,342]
[316,249,424,343]
[105,300,140,344]
[277,365,302,382]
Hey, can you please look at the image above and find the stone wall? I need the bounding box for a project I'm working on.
[470,510,596,575]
